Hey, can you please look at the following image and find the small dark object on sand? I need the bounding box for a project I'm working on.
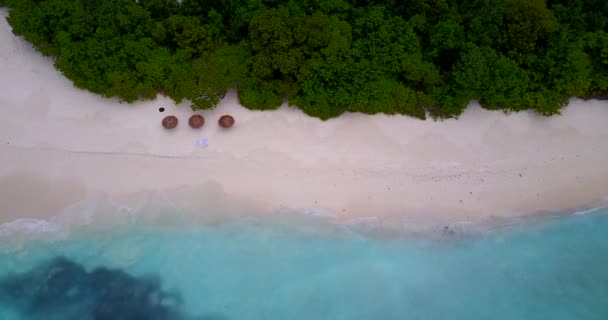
[218,115,235,128]
[189,114,205,129]
[162,115,178,129]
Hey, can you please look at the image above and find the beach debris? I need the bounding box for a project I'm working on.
[189,114,205,129]
[162,115,178,129]
[195,138,208,147]
[218,115,235,128]
[443,226,456,236]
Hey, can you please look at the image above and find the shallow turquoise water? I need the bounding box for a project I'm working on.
[1,208,607,320]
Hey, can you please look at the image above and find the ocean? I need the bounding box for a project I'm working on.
[0,206,607,320]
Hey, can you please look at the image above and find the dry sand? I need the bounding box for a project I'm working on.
[1,9,608,230]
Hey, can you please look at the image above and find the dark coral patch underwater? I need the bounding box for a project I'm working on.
[0,257,225,320]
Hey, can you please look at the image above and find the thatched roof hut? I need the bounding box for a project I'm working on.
[218,115,235,128]
[162,115,178,129]
[189,114,205,129]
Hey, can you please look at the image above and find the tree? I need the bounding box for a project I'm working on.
[3,0,605,120]
[586,31,608,93]
[428,18,466,70]
[502,0,557,54]
[138,0,179,19]
[452,45,529,111]
[165,15,220,55]
[189,45,250,109]
[396,0,448,20]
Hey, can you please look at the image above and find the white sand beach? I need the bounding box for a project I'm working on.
[1,9,608,229]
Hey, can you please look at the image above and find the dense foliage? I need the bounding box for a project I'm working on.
[2,0,607,119]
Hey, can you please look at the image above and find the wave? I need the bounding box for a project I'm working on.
[0,218,60,237]
[1,185,608,252]
[573,206,608,215]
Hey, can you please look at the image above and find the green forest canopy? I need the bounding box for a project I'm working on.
[1,0,607,120]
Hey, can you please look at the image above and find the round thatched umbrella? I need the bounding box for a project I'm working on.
[189,114,205,129]
[218,115,235,128]
[162,115,178,129]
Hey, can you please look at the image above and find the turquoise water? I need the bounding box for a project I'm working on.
[1,209,607,320]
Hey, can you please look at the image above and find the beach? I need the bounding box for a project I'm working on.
[4,4,608,319]
[1,9,608,230]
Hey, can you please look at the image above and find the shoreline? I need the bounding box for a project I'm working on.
[1,185,606,246]
[1,9,608,230]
